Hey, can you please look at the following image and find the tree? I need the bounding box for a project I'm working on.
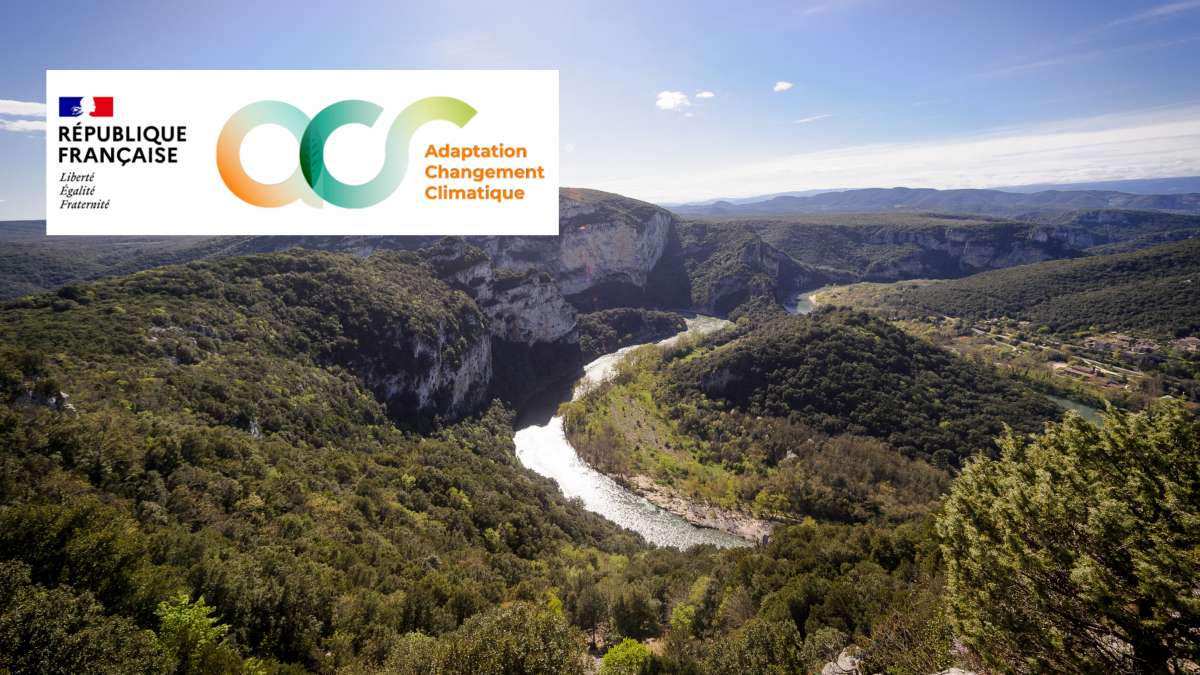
[0,561,171,675]
[440,602,589,675]
[938,402,1200,674]
[155,594,244,675]
[571,583,608,648]
[600,638,651,675]
[611,586,660,641]
[702,619,807,675]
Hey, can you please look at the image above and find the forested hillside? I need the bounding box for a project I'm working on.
[0,221,247,300]
[563,307,1057,530]
[561,301,1198,673]
[670,308,1059,465]
[0,240,1195,673]
[0,250,663,672]
[576,308,686,360]
[0,248,973,674]
[853,237,1200,339]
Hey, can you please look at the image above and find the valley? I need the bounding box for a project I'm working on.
[815,237,1200,412]
[0,186,1197,674]
[513,314,754,548]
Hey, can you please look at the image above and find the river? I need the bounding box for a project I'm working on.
[513,291,1103,549]
[783,287,821,315]
[512,316,749,549]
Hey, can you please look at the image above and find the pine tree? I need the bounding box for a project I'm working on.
[938,402,1200,673]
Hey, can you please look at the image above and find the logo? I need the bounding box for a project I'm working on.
[59,96,113,117]
[217,96,476,209]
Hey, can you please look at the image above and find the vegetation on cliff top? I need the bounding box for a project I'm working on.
[577,308,686,361]
[833,237,1200,340]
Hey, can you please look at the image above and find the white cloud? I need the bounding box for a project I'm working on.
[0,98,47,133]
[592,104,1200,203]
[773,81,794,92]
[563,143,575,154]
[655,91,691,111]
[1110,0,1200,26]
[695,91,715,99]
[0,119,46,132]
[793,114,832,124]
[0,99,44,117]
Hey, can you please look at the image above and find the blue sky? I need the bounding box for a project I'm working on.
[3,0,1200,217]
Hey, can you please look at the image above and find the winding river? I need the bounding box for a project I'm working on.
[513,316,749,549]
[513,288,1104,550]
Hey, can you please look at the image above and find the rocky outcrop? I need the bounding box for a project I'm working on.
[749,219,1088,282]
[419,238,583,407]
[664,222,850,315]
[853,223,1081,280]
[225,184,676,326]
[359,316,493,423]
[422,239,577,346]
[628,475,774,542]
[281,251,496,425]
[232,189,676,311]
[474,188,674,309]
[819,649,862,675]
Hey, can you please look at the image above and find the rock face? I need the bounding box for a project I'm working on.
[819,648,862,675]
[475,188,674,309]
[749,219,1086,282]
[233,186,676,332]
[277,251,496,425]
[423,239,577,346]
[855,223,1081,280]
[232,189,676,311]
[225,191,680,408]
[664,222,850,315]
[358,314,493,423]
[419,238,582,407]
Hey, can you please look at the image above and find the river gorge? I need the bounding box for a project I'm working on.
[512,316,752,549]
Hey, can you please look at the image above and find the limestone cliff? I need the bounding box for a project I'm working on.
[262,251,495,425]
[474,188,674,309]
[419,238,582,406]
[356,311,493,424]
[749,219,1084,282]
[422,239,577,347]
[662,222,850,315]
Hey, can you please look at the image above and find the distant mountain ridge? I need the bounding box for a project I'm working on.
[671,186,1200,218]
[995,176,1200,195]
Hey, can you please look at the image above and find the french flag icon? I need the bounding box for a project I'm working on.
[59,96,113,117]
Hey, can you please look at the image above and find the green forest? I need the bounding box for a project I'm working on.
[576,309,686,361]
[0,241,1197,674]
[562,307,1060,522]
[847,237,1200,339]
[669,308,1060,466]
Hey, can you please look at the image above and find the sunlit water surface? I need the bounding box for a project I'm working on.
[513,316,748,549]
